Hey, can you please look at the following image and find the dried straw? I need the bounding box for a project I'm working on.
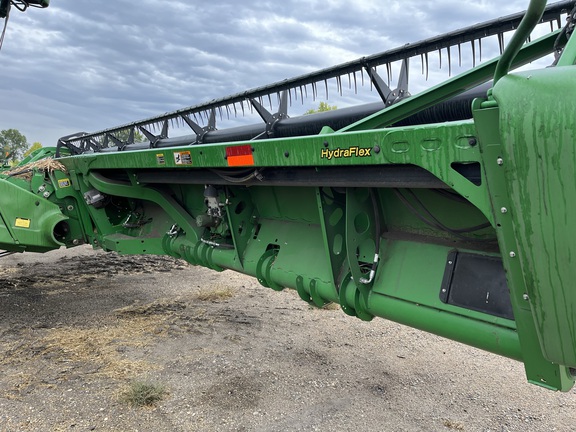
[2,158,67,180]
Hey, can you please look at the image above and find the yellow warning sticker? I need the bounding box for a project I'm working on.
[15,218,31,228]
[58,178,71,188]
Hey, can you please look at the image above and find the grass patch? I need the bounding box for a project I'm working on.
[196,286,234,302]
[38,316,166,378]
[0,301,185,379]
[121,380,167,407]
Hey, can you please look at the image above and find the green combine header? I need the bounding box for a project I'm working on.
[2,0,576,391]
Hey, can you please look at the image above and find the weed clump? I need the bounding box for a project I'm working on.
[121,380,167,407]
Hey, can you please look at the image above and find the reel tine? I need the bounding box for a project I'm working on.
[425,51,429,80]
[479,38,483,61]
[447,46,452,76]
[458,43,462,67]
[471,40,476,67]
[420,53,424,75]
[438,48,442,70]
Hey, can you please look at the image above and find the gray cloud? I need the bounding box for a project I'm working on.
[0,0,545,146]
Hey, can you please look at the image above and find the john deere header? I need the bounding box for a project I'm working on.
[2,0,576,391]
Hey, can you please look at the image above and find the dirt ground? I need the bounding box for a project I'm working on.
[1,246,575,432]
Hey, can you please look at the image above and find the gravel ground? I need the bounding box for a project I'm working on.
[1,246,575,432]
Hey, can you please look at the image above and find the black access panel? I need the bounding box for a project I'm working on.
[439,251,514,320]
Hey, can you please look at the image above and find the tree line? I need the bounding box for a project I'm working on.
[1,129,42,165]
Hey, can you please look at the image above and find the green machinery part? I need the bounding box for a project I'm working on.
[2,0,576,391]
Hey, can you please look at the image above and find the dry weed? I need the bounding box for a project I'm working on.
[196,285,234,302]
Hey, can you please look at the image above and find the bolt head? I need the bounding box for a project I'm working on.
[523,293,529,301]
[497,157,504,166]
[509,251,516,258]
[43,191,50,198]
[501,207,508,214]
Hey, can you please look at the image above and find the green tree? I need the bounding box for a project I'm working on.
[23,141,43,158]
[304,102,337,115]
[112,129,146,143]
[0,129,28,163]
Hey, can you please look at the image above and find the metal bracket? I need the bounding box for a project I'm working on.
[365,58,411,106]
[139,120,170,148]
[181,109,217,144]
[250,90,289,138]
[166,224,180,238]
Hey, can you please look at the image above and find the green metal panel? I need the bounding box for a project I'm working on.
[0,178,67,252]
[493,67,576,370]
[473,93,575,391]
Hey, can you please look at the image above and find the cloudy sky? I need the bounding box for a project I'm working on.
[0,0,560,146]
